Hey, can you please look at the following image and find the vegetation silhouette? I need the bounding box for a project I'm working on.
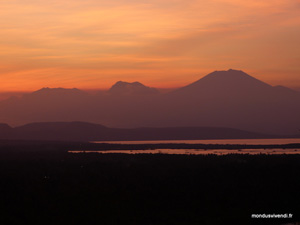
[0,141,299,225]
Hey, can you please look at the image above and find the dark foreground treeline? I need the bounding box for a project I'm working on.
[1,139,300,152]
[0,146,299,225]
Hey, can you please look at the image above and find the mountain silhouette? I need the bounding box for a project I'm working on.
[109,81,159,95]
[174,69,272,95]
[0,69,299,135]
[155,69,300,134]
[12,122,107,141]
[0,121,278,141]
[29,87,85,96]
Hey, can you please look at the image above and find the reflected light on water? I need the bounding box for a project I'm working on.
[69,149,300,155]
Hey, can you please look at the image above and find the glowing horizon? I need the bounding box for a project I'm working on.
[1,0,300,92]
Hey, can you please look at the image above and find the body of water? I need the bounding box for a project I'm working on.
[69,138,300,155]
[69,148,300,155]
[92,138,300,145]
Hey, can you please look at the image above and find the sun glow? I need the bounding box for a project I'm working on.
[1,0,300,91]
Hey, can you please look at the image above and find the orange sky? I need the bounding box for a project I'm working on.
[1,0,300,92]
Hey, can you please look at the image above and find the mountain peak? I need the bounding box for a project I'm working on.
[34,87,82,94]
[173,69,272,95]
[206,69,255,79]
[25,87,86,97]
[228,68,242,72]
[198,69,270,87]
[109,81,158,95]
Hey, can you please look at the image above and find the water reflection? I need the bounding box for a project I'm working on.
[69,148,300,155]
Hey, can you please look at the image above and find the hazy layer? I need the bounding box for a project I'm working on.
[0,70,300,135]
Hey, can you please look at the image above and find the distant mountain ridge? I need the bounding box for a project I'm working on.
[175,69,272,94]
[0,69,300,135]
[109,81,159,95]
[0,121,281,141]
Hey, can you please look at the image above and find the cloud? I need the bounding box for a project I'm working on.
[0,0,300,91]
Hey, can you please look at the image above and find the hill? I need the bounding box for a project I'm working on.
[0,121,279,141]
[0,69,300,135]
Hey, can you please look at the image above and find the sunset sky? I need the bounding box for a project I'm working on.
[1,0,300,92]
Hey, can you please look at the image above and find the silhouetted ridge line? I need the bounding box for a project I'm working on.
[174,69,272,94]
[0,69,300,135]
[109,81,158,95]
[17,121,107,129]
[0,121,283,141]
[0,123,11,129]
